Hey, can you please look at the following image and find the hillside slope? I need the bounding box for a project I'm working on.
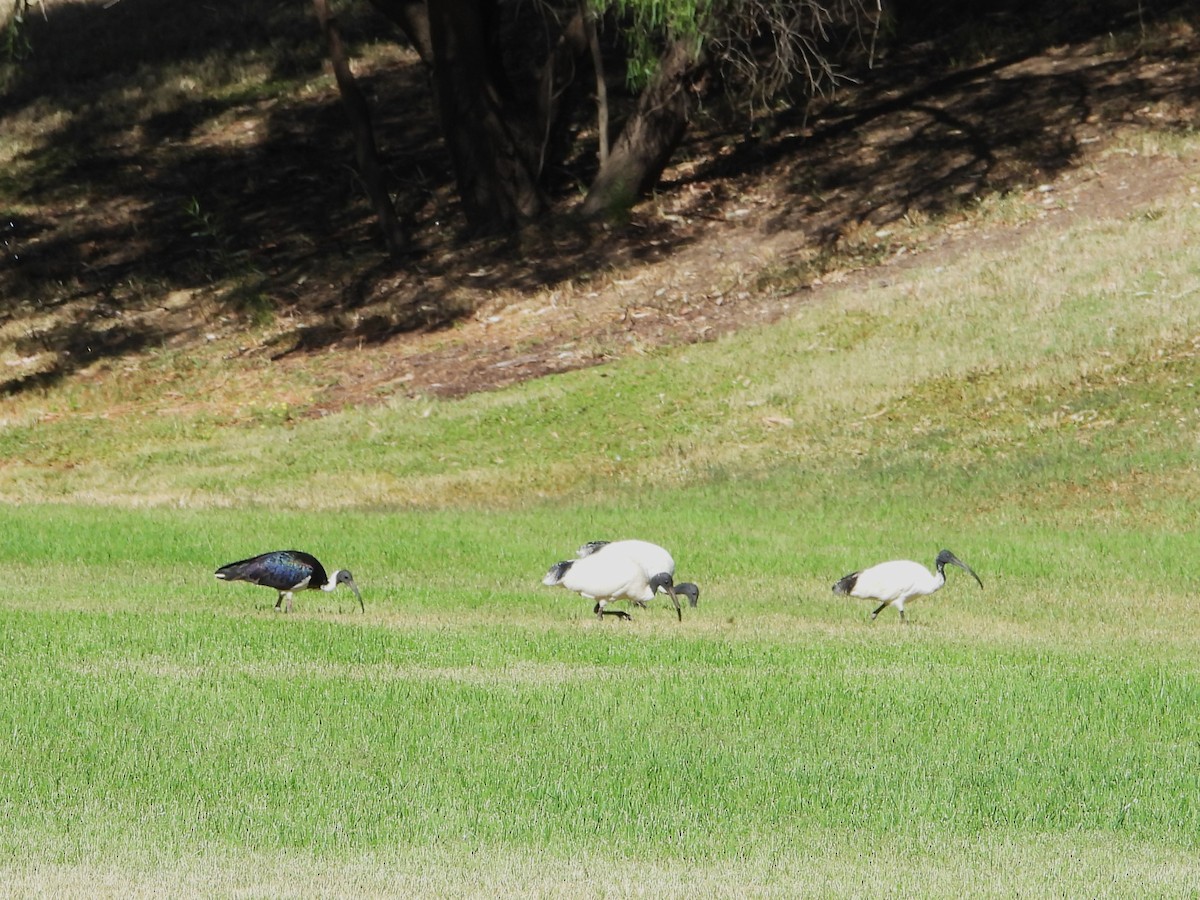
[1,10,1198,461]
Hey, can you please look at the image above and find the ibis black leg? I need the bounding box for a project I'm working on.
[871,601,889,621]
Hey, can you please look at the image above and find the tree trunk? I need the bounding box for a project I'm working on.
[532,6,589,181]
[580,38,707,221]
[582,2,609,166]
[426,0,544,235]
[313,0,407,255]
[365,0,434,66]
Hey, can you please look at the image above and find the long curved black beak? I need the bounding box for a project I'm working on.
[948,555,983,589]
[347,580,365,611]
[666,583,681,622]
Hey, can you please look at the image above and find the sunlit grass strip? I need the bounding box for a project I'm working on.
[3,833,1200,898]
[1,609,1197,857]
[0,614,1196,900]
[2,179,1199,510]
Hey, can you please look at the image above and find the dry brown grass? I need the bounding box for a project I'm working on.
[5,833,1199,898]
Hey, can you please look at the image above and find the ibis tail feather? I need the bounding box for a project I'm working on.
[576,541,611,558]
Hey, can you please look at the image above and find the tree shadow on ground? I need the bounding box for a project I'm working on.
[1,0,1198,391]
[678,0,1200,242]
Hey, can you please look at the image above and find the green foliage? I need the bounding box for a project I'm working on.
[602,0,714,87]
[598,0,872,101]
[183,196,242,278]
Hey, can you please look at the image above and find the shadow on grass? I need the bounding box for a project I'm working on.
[677,0,1200,243]
[1,0,1198,391]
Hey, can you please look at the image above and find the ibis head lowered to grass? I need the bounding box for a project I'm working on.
[544,539,699,621]
[576,540,700,612]
[215,550,363,613]
[832,549,982,622]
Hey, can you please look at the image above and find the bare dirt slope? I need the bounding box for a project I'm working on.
[2,9,1199,413]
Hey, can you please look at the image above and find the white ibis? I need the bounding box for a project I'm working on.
[832,549,982,622]
[215,550,363,613]
[543,539,698,621]
[574,540,699,617]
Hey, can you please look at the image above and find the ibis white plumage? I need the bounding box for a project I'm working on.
[215,550,363,613]
[543,539,699,621]
[576,539,700,611]
[832,549,982,622]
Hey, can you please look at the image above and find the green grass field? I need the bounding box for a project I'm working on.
[2,176,1200,896]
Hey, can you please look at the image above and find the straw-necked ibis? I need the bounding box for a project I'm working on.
[833,549,982,622]
[215,550,363,613]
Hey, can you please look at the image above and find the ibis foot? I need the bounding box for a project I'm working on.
[595,609,633,621]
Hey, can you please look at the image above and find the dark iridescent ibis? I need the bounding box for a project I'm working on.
[833,549,982,622]
[214,550,363,613]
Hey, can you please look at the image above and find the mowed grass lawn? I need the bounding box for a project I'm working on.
[1,503,1198,897]
[3,184,1200,895]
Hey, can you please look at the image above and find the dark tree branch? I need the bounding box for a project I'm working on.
[534,5,589,180]
[582,1,609,166]
[313,0,407,254]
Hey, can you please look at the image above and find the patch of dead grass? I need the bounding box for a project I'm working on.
[4,832,1200,898]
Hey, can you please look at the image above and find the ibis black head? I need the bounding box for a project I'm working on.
[334,569,365,611]
[649,572,682,622]
[675,582,700,608]
[832,572,858,595]
[936,550,983,589]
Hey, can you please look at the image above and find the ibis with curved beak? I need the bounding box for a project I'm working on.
[833,549,982,622]
[571,539,699,619]
[215,550,363,613]
[543,539,697,621]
